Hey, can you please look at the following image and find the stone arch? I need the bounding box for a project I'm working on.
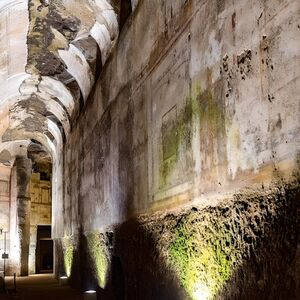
[0,0,120,274]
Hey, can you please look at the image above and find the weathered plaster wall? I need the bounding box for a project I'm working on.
[56,178,300,299]
[58,0,300,298]
[15,156,32,276]
[62,0,300,231]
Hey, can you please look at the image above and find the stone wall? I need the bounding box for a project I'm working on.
[0,167,52,275]
[55,175,300,299]
[62,0,300,235]
[58,0,300,298]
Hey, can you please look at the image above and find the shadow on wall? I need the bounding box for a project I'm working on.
[112,190,299,300]
[106,219,187,300]
[68,188,299,299]
[217,186,300,300]
[60,159,300,300]
[66,222,187,299]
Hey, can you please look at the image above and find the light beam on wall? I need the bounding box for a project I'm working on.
[193,283,210,300]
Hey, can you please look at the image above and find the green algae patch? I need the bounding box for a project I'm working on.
[86,231,110,289]
[168,214,235,300]
[161,154,179,187]
[62,237,75,277]
[159,87,202,189]
[198,87,226,141]
[133,179,300,299]
[159,83,226,189]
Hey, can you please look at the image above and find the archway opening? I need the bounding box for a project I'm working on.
[0,140,54,278]
[28,141,53,275]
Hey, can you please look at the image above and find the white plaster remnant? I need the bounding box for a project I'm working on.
[0,141,30,160]
[42,98,71,136]
[93,0,112,10]
[59,45,94,101]
[47,119,63,149]
[0,73,30,106]
[100,8,119,39]
[90,22,112,65]
[38,77,75,116]
[19,76,39,96]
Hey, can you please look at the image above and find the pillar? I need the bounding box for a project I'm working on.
[15,156,32,276]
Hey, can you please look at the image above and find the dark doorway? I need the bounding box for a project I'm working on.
[112,256,125,300]
[36,225,53,273]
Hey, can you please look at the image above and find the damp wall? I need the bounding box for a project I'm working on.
[57,0,300,298]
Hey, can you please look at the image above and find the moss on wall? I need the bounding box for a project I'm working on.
[58,178,300,299]
[168,214,235,299]
[159,83,226,188]
[86,231,110,289]
[159,86,201,188]
[141,178,300,299]
[62,237,74,277]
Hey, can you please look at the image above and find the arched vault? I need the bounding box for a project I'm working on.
[0,0,120,238]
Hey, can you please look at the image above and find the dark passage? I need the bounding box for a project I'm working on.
[112,256,125,300]
[36,226,53,274]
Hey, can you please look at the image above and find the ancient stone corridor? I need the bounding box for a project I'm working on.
[0,0,299,299]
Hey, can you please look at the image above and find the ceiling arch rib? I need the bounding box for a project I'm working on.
[19,78,71,136]
[38,76,75,117]
[58,44,94,102]
[2,131,57,162]
[26,0,119,106]
[0,140,30,166]
[2,105,63,150]
[0,93,70,146]
[0,0,119,158]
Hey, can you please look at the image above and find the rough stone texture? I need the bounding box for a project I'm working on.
[0,0,299,298]
[56,176,300,299]
[62,0,300,232]
[15,156,32,276]
[56,0,300,298]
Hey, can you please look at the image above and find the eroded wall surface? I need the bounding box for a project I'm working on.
[58,0,300,298]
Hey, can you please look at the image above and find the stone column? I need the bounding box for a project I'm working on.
[15,156,32,276]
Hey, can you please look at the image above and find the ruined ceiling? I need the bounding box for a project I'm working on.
[0,0,120,164]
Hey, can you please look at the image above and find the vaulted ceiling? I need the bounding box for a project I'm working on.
[0,0,120,164]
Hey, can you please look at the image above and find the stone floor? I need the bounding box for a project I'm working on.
[1,274,83,299]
